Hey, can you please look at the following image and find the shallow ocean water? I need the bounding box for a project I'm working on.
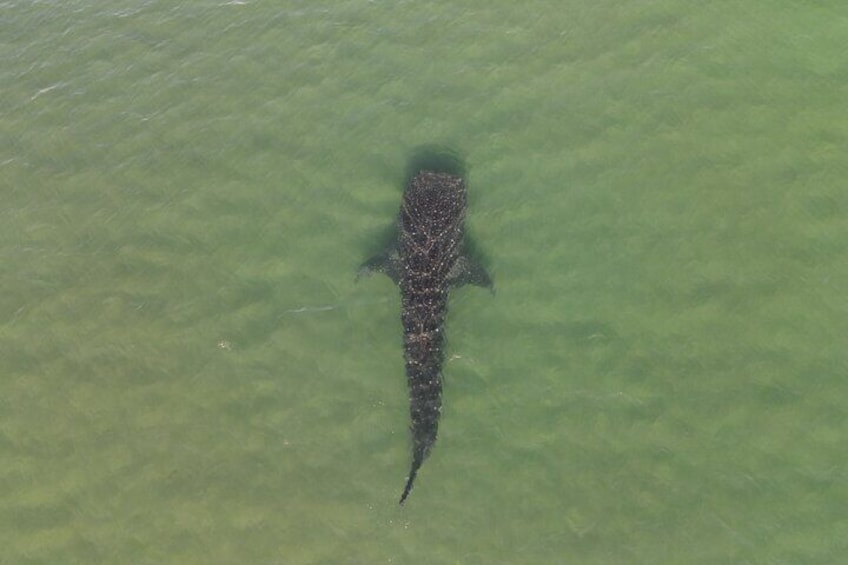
[2,1,847,563]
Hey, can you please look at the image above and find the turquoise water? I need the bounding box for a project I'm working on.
[2,1,847,563]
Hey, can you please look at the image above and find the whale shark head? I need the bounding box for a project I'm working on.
[401,171,467,243]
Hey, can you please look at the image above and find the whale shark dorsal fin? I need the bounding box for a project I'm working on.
[448,254,494,293]
[356,246,402,285]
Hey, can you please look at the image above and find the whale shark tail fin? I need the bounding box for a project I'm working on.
[399,450,425,505]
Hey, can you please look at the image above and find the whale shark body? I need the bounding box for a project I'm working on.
[359,170,492,504]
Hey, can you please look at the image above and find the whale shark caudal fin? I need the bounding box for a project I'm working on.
[399,446,426,505]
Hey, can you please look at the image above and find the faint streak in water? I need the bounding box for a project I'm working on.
[712,511,755,548]
[283,305,337,315]
[280,297,390,317]
[30,82,68,101]
[564,389,645,406]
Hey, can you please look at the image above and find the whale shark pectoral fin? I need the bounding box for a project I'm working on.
[357,246,402,285]
[449,254,494,293]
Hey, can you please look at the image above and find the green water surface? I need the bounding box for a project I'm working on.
[2,1,847,563]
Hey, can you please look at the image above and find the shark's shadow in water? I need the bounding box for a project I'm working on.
[358,147,493,504]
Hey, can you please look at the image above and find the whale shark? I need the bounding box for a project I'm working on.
[359,168,492,504]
